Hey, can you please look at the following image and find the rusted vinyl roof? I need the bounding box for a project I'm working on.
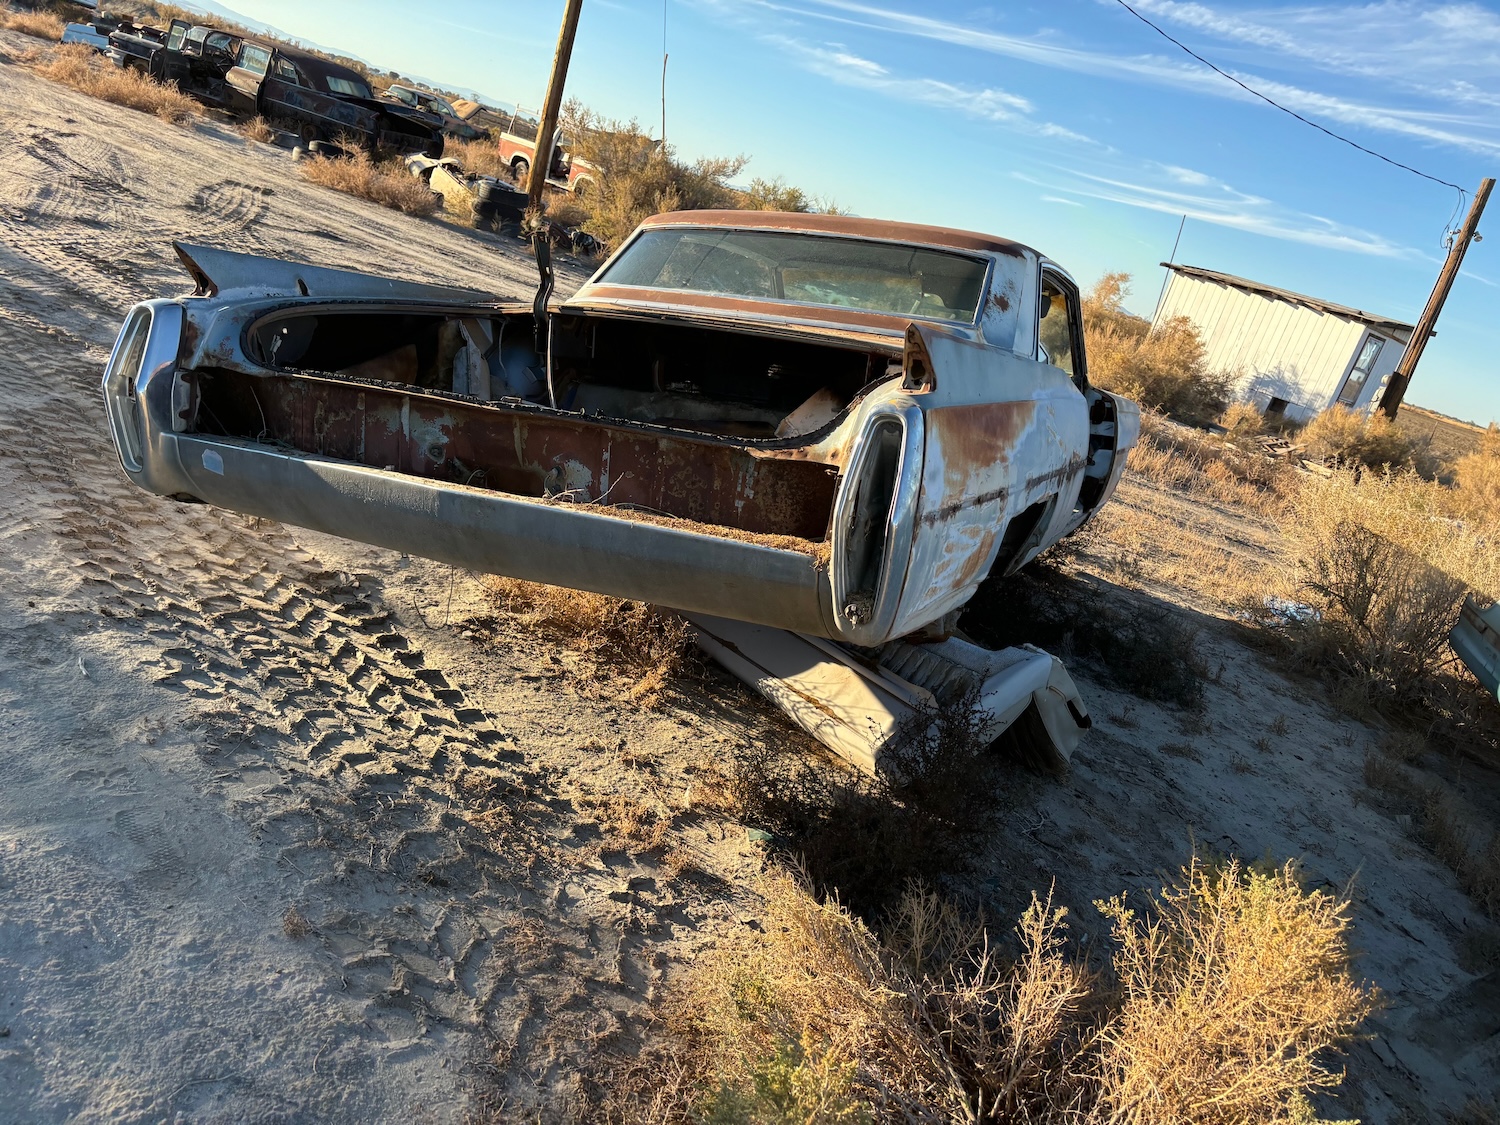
[1163,263,1414,336]
[642,210,1034,258]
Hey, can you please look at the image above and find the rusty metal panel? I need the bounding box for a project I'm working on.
[199,371,840,540]
[889,324,1089,636]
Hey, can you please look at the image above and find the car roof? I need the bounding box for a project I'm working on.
[637,210,1035,258]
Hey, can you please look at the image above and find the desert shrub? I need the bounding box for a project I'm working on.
[238,115,274,143]
[1454,423,1500,520]
[1093,858,1374,1122]
[1297,519,1466,690]
[34,43,197,123]
[651,857,1371,1122]
[738,176,813,212]
[299,151,440,216]
[1220,400,1266,438]
[961,561,1207,708]
[481,576,691,703]
[1084,274,1232,425]
[1302,405,1419,471]
[1285,468,1500,704]
[559,100,744,250]
[1,10,64,38]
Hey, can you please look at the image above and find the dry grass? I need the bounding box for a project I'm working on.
[1,10,64,38]
[1284,468,1500,703]
[1302,406,1422,472]
[238,115,275,143]
[1453,423,1500,519]
[281,907,310,938]
[1219,400,1266,438]
[442,136,514,181]
[33,43,198,124]
[1084,274,1233,426]
[619,857,1371,1122]
[481,576,692,705]
[299,151,440,216]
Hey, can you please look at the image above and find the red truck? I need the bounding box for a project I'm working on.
[495,129,596,193]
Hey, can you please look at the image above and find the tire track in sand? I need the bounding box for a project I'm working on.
[0,313,668,1111]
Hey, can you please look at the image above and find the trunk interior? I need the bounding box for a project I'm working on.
[193,306,895,542]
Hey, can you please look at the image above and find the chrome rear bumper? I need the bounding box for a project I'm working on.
[102,300,837,637]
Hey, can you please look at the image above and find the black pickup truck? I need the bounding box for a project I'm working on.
[108,20,443,155]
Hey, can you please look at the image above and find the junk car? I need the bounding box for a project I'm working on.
[101,211,1138,650]
[108,20,442,155]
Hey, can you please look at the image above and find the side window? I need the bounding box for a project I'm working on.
[239,45,271,76]
[204,32,236,56]
[1038,272,1080,380]
[274,57,299,83]
[166,23,188,51]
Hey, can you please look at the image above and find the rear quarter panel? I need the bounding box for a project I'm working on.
[890,323,1088,635]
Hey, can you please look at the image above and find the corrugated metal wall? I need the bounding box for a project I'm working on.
[1151,273,1366,419]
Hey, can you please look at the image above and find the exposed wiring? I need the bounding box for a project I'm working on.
[1110,0,1467,206]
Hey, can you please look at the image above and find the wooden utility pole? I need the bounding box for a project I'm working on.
[528,0,584,210]
[1378,177,1493,418]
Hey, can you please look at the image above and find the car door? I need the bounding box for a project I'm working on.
[224,43,270,117]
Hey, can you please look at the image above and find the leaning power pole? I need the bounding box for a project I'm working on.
[528,0,585,210]
[1378,177,1493,419]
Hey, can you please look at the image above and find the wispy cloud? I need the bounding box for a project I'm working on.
[741,0,1500,156]
[765,35,1094,139]
[1016,168,1416,257]
[1129,1,1500,107]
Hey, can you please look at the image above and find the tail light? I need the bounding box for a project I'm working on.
[102,306,154,473]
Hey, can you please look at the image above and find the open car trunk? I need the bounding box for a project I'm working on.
[193,303,897,545]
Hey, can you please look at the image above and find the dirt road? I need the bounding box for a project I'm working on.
[0,36,776,1120]
[1,31,1496,1122]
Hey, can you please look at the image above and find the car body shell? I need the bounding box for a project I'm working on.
[108,20,442,155]
[100,212,1139,647]
[1452,594,1500,703]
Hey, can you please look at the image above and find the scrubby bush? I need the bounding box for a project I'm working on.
[481,576,691,705]
[1302,405,1419,471]
[1286,468,1500,705]
[299,151,440,216]
[1454,423,1500,520]
[1,10,64,38]
[559,101,745,250]
[1220,400,1266,438]
[640,857,1372,1123]
[1083,274,1232,425]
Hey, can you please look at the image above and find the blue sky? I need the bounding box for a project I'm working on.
[212,0,1498,425]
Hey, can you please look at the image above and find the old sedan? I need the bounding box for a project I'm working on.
[102,211,1138,650]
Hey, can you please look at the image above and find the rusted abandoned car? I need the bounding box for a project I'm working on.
[1453,594,1500,704]
[109,20,442,155]
[102,211,1139,766]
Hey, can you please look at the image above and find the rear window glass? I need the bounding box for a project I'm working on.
[601,228,987,324]
[325,76,372,98]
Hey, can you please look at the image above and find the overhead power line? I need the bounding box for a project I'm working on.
[1110,0,1467,199]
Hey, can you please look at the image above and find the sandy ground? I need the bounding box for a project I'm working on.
[0,32,1496,1121]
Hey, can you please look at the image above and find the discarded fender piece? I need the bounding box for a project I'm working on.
[687,613,1089,774]
[1452,594,1500,703]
